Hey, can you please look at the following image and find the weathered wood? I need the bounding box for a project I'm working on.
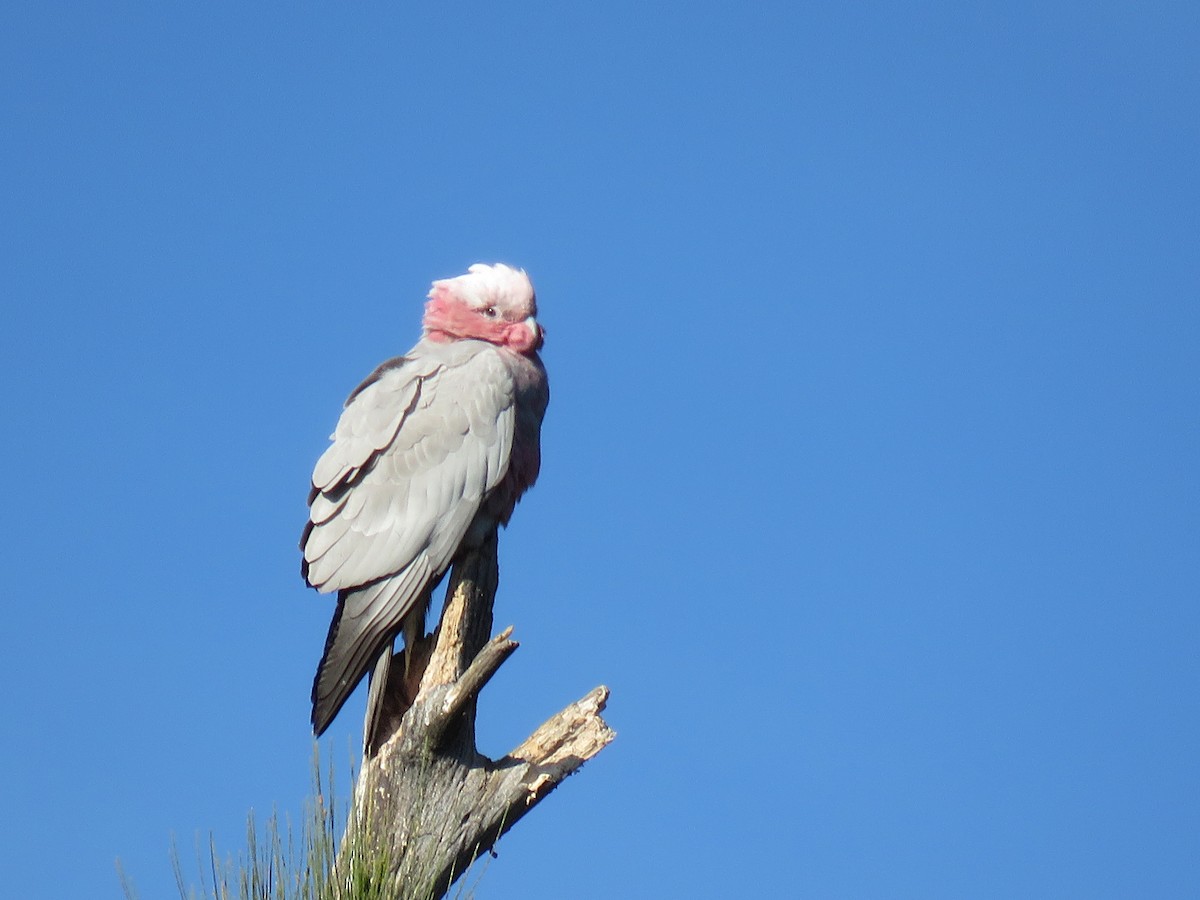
[337,532,614,899]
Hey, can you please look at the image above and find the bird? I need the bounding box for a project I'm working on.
[301,263,549,743]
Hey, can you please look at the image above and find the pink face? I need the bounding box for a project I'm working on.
[422,282,544,353]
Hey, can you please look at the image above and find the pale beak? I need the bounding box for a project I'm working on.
[524,316,544,349]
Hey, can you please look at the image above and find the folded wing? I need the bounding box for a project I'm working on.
[302,345,516,733]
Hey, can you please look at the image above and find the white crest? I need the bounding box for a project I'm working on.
[429,263,534,310]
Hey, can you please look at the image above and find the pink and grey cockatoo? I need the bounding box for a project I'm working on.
[301,263,548,740]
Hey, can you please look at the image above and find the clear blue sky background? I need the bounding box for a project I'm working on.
[2,3,1197,898]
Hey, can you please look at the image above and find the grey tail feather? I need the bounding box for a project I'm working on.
[311,585,393,737]
[311,591,363,736]
[310,570,438,737]
[362,643,393,754]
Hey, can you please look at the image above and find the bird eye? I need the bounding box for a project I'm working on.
[482,306,498,318]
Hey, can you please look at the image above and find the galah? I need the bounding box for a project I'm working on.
[301,263,549,740]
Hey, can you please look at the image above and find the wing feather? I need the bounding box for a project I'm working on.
[303,344,516,594]
[308,490,348,526]
[310,358,431,493]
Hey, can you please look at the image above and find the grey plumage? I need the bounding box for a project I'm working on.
[302,333,548,739]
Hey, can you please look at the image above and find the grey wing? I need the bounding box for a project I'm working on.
[303,348,517,733]
[303,350,516,591]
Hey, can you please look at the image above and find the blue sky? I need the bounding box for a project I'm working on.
[2,2,1197,897]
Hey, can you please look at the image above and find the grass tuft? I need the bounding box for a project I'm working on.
[119,744,489,900]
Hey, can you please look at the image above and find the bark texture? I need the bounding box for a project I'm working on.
[336,532,613,899]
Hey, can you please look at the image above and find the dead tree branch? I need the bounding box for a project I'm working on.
[336,532,613,899]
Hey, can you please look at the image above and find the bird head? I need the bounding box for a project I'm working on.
[422,263,543,353]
